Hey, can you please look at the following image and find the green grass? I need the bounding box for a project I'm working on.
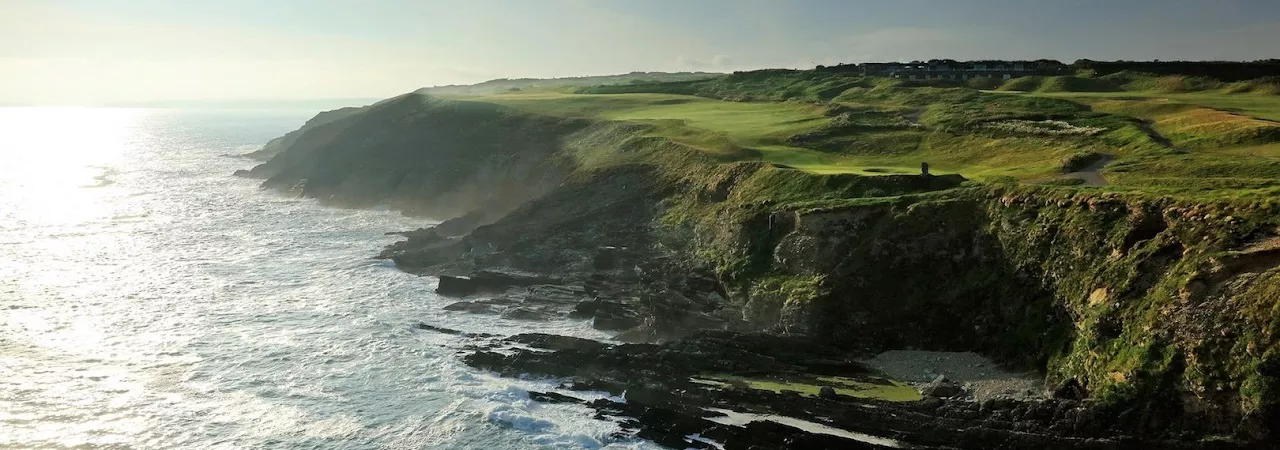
[449,70,1280,194]
[1004,90,1280,122]
[452,70,1280,421]
[696,373,924,402]
[456,90,1107,178]
[459,91,905,173]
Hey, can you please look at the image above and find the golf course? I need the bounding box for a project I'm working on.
[439,70,1280,196]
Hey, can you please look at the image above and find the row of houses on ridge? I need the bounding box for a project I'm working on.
[856,59,1068,80]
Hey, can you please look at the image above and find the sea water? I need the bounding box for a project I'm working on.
[0,107,657,450]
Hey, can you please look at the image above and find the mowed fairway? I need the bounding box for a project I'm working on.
[460,92,883,173]
[1011,90,1280,122]
[459,88,1280,187]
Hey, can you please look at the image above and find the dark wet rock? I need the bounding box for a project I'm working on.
[569,298,641,330]
[381,229,469,267]
[411,322,463,335]
[499,307,555,321]
[410,322,496,339]
[528,391,584,404]
[460,331,1239,450]
[727,420,884,450]
[921,374,965,398]
[593,308,642,331]
[473,269,561,289]
[1053,378,1087,401]
[591,246,631,270]
[578,300,641,331]
[442,301,496,314]
[616,310,728,343]
[569,299,601,318]
[436,275,477,296]
[524,284,588,305]
[818,385,838,399]
[509,333,606,351]
[919,396,945,410]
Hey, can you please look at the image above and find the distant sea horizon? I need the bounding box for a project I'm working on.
[0,97,386,110]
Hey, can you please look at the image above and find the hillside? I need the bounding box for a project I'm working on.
[419,71,720,96]
[241,67,1280,448]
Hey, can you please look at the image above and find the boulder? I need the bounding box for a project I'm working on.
[442,301,496,314]
[509,333,607,351]
[528,391,584,404]
[569,299,600,318]
[411,322,463,335]
[436,275,477,296]
[818,385,838,399]
[524,284,587,305]
[500,307,554,321]
[591,246,631,270]
[473,269,559,288]
[592,304,641,331]
[921,374,964,398]
[1053,378,1087,400]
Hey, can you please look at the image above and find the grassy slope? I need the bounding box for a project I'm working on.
[322,70,1280,433]
[452,87,1128,180]
[511,71,1280,433]
[985,79,1280,192]
[522,70,1280,194]
[463,92,879,174]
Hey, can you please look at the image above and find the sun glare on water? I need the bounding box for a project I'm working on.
[0,107,145,226]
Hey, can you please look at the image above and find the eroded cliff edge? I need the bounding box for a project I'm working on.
[244,92,1279,448]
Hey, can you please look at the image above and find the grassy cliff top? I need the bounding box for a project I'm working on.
[436,69,1280,197]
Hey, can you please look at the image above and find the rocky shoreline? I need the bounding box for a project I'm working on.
[242,92,1279,448]
[382,223,1251,449]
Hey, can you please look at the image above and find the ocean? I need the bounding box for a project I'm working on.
[0,107,655,449]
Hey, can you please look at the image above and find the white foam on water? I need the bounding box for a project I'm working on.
[705,407,908,448]
[0,107,657,449]
[685,433,726,449]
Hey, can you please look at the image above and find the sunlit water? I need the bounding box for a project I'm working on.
[0,107,653,449]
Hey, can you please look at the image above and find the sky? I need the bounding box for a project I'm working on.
[2,0,1279,105]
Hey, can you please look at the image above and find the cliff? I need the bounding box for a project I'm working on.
[242,93,592,220]
[244,90,1279,447]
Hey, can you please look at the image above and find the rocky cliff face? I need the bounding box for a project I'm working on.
[243,93,590,222]
[698,187,1280,438]
[241,105,368,161]
[247,92,1278,445]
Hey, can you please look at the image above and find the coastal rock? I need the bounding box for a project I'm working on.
[442,301,496,314]
[460,331,1219,449]
[472,269,560,289]
[509,333,606,351]
[524,284,588,305]
[592,305,642,331]
[411,322,463,335]
[1053,378,1087,401]
[921,374,965,398]
[500,307,555,321]
[436,275,477,296]
[572,298,642,331]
